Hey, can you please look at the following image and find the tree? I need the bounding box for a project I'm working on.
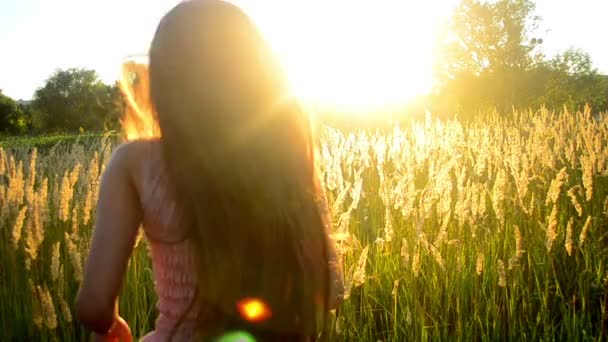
[437,0,542,78]
[432,0,608,116]
[32,68,119,132]
[0,90,27,134]
[538,49,608,111]
[432,0,545,115]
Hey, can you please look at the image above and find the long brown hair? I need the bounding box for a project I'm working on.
[126,0,330,338]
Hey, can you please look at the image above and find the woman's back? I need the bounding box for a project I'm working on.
[76,2,343,340]
[134,140,343,340]
[134,140,199,341]
[133,140,343,340]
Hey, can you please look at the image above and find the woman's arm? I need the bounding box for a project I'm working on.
[317,187,345,309]
[327,230,344,309]
[76,143,142,335]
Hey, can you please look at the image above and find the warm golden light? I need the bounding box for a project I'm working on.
[237,298,272,323]
[119,2,452,127]
[120,56,159,141]
[237,1,446,112]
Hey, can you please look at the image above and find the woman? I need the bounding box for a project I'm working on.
[75,0,344,341]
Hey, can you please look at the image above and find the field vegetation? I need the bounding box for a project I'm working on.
[1,108,607,340]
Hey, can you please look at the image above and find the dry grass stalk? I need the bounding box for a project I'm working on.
[64,232,83,282]
[29,281,43,329]
[582,154,595,202]
[545,167,568,206]
[352,245,369,288]
[567,185,584,217]
[51,241,61,282]
[476,253,484,275]
[565,218,574,256]
[497,259,507,287]
[579,216,592,248]
[400,238,410,267]
[546,205,559,253]
[412,247,421,277]
[39,284,57,330]
[11,205,28,249]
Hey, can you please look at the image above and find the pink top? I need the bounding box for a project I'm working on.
[135,140,344,341]
[138,141,199,341]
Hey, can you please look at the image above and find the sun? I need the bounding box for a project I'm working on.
[236,1,447,112]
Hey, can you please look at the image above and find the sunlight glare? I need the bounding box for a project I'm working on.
[237,1,443,111]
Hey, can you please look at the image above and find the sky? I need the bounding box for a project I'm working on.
[0,0,607,102]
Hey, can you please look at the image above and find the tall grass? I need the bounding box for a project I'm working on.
[1,108,607,340]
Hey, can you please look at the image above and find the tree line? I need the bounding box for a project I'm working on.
[429,0,607,118]
[1,0,607,134]
[0,69,122,134]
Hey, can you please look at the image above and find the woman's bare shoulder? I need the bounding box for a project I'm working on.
[106,140,160,186]
[110,139,153,164]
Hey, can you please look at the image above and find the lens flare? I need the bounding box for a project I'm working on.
[236,298,272,323]
[216,330,256,342]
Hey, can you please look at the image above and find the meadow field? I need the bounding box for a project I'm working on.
[1,108,607,341]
